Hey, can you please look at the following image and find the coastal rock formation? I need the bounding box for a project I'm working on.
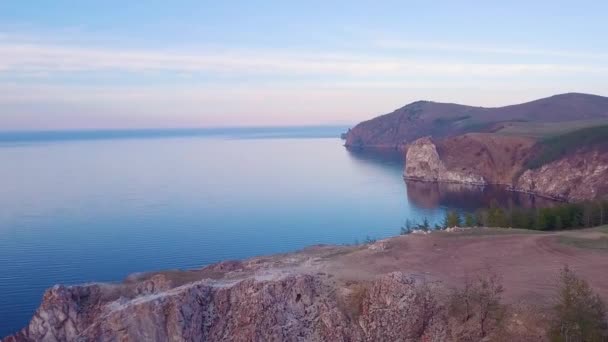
[515,150,608,201]
[402,135,608,201]
[434,133,536,185]
[404,134,535,186]
[6,228,608,341]
[346,93,608,202]
[3,271,448,342]
[404,137,486,185]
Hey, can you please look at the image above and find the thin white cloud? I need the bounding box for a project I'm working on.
[1,40,607,78]
[374,39,608,60]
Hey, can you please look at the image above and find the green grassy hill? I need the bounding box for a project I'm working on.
[525,125,608,169]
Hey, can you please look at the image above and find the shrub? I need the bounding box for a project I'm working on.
[548,266,608,341]
[449,269,506,339]
[464,213,476,227]
[400,217,432,234]
[443,211,462,228]
[364,235,377,244]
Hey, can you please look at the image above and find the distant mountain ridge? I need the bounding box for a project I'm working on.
[345,93,608,148]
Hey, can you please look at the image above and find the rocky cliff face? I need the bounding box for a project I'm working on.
[8,227,607,341]
[3,270,448,341]
[403,136,608,201]
[515,150,608,201]
[404,137,486,185]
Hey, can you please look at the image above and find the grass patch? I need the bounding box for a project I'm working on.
[558,236,608,251]
[590,225,608,234]
[497,119,608,139]
[433,115,472,126]
[525,125,608,169]
[437,227,546,237]
[319,248,360,260]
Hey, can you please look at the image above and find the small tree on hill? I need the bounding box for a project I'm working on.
[449,269,506,339]
[475,210,488,227]
[401,219,414,235]
[444,211,461,228]
[549,266,608,341]
[535,208,549,230]
[599,201,607,226]
[418,217,430,231]
[464,213,476,227]
[555,215,564,230]
[488,207,508,227]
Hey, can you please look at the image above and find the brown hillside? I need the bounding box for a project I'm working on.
[436,133,536,184]
[345,93,608,148]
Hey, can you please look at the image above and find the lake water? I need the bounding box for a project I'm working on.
[0,127,550,336]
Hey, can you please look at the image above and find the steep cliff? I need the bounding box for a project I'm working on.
[7,228,608,341]
[404,137,486,185]
[3,272,452,342]
[515,150,608,201]
[403,135,608,201]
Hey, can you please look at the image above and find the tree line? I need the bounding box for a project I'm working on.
[402,199,608,233]
[473,199,608,230]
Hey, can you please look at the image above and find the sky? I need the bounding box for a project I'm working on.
[1,0,607,130]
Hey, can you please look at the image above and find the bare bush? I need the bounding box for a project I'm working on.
[408,280,445,339]
[448,269,506,340]
[548,266,608,342]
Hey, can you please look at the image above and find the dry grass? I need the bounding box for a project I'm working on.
[436,227,545,238]
[557,236,608,251]
[496,119,608,139]
[591,225,608,234]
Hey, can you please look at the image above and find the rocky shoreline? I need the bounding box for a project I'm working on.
[4,227,608,341]
[404,178,569,203]
[403,136,606,202]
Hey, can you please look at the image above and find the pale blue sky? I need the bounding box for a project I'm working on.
[1,0,607,130]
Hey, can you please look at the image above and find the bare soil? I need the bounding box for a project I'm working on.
[143,227,608,308]
[322,228,608,307]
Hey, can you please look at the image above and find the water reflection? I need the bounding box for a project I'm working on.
[346,146,557,212]
[344,147,404,171]
[405,180,556,211]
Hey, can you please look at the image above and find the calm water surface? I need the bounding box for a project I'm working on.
[0,127,548,336]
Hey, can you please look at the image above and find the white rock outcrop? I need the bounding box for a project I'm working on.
[404,137,486,186]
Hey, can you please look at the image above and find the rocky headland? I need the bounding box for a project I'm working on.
[4,228,608,341]
[345,93,608,202]
[344,93,608,149]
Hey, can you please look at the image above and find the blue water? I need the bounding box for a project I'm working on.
[0,127,547,336]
